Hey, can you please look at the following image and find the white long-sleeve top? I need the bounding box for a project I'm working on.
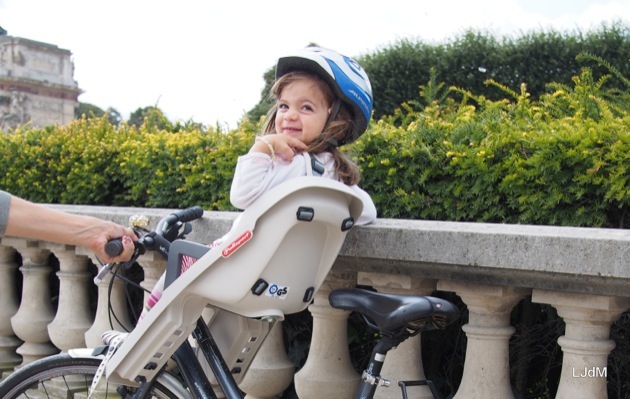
[230,151,377,226]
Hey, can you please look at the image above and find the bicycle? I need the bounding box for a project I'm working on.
[0,177,459,399]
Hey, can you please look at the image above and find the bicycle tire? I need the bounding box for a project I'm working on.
[0,353,187,399]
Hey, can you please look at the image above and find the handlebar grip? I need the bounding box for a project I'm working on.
[104,238,124,257]
[170,206,204,223]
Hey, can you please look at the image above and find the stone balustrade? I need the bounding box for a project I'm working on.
[0,204,629,399]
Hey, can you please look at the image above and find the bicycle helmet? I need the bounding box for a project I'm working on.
[275,46,373,144]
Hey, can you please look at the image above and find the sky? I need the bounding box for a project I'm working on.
[1,0,628,128]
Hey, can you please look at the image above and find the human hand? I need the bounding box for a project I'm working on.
[252,134,308,162]
[87,221,138,264]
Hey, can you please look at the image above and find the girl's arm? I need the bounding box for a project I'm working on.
[231,146,378,225]
[351,185,377,225]
[230,153,277,209]
[231,136,309,209]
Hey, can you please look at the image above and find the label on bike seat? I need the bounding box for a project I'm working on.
[222,230,253,258]
[266,283,289,300]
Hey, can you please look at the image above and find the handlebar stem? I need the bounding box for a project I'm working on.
[141,233,172,260]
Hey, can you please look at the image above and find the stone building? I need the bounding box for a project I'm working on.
[0,27,81,130]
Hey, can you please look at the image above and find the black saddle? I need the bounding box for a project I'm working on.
[329,288,459,335]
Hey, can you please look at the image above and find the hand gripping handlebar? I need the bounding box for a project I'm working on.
[104,206,204,257]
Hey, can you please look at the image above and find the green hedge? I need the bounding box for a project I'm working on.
[354,63,629,228]
[1,59,628,228]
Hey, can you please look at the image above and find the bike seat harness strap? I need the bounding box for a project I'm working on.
[305,153,325,177]
[329,288,458,337]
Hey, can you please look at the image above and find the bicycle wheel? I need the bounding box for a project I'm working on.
[0,353,187,399]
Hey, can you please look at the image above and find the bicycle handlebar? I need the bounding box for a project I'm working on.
[157,206,204,236]
[104,239,127,258]
[104,206,204,258]
[170,205,205,223]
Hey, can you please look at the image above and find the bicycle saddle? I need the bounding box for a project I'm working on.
[329,288,459,335]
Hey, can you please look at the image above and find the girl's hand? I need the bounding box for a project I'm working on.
[251,134,308,162]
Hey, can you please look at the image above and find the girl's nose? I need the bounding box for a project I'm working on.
[284,107,298,120]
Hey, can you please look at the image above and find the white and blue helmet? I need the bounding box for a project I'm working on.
[275,46,373,144]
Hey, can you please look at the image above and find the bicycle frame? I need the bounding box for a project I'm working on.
[173,318,242,399]
[128,315,443,399]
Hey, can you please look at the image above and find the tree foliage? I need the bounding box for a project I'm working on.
[76,103,123,126]
[128,106,171,130]
[359,21,630,120]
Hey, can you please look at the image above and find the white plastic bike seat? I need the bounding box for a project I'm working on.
[105,176,364,385]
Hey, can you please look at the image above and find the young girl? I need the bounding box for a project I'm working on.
[230,46,376,225]
[104,46,376,342]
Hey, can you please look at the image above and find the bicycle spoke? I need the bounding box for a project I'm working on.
[0,354,182,399]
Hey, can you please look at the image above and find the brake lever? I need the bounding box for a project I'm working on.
[178,222,193,239]
[94,264,114,285]
[162,222,183,242]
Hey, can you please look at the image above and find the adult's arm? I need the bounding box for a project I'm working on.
[1,191,136,263]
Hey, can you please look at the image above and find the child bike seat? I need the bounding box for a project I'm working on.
[329,288,459,335]
[105,176,364,386]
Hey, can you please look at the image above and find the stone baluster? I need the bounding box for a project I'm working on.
[358,272,438,399]
[46,244,94,351]
[532,290,630,399]
[82,252,134,348]
[10,242,58,366]
[294,270,360,398]
[239,321,295,399]
[438,281,529,399]
[136,253,166,305]
[0,243,22,374]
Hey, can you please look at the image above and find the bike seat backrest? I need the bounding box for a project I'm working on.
[329,288,459,335]
[168,176,364,317]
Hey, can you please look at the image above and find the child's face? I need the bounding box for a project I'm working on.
[274,78,330,145]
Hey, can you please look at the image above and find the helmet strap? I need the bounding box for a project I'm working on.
[321,98,342,146]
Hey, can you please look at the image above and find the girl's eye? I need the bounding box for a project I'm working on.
[278,103,288,110]
[302,105,313,111]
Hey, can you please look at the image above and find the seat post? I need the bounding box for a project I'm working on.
[354,337,401,399]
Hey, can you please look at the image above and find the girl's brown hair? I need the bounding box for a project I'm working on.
[261,71,361,185]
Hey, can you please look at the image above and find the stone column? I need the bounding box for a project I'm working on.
[294,270,360,399]
[239,322,295,399]
[358,272,438,399]
[84,256,134,347]
[438,281,529,399]
[46,244,94,351]
[0,243,22,373]
[137,253,166,305]
[532,290,630,399]
[10,244,58,366]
